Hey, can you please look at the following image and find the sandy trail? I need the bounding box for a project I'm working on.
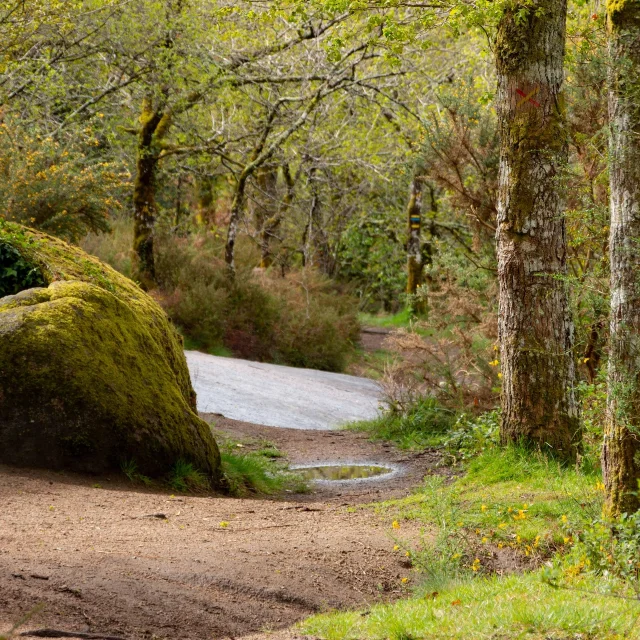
[1,351,436,640]
[1,418,439,640]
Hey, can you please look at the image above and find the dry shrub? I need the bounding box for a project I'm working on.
[382,280,499,412]
[261,270,360,370]
[82,216,133,277]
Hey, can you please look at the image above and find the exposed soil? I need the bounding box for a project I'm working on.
[1,417,441,640]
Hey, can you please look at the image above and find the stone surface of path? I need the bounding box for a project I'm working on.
[186,351,382,430]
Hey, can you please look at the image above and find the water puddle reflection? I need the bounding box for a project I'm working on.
[295,464,393,481]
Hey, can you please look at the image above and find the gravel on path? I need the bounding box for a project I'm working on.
[186,351,382,430]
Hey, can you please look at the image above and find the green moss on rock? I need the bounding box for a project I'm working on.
[0,221,221,482]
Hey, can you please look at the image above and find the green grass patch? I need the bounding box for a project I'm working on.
[219,439,307,496]
[345,397,458,449]
[302,570,640,640]
[168,459,210,493]
[308,405,624,639]
[301,444,627,640]
[359,309,415,329]
[378,445,602,560]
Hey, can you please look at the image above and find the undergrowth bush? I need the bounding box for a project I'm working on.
[0,121,128,242]
[83,218,360,371]
[442,409,500,463]
[379,280,499,414]
[549,505,640,599]
[0,241,46,297]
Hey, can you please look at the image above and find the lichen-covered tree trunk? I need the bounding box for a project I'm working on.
[132,98,168,290]
[602,0,640,515]
[406,174,423,297]
[495,0,580,458]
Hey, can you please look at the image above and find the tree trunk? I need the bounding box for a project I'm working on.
[174,174,184,228]
[225,173,248,277]
[406,173,423,297]
[304,166,320,268]
[255,166,280,269]
[132,98,170,290]
[304,165,331,272]
[495,0,580,459]
[602,0,640,515]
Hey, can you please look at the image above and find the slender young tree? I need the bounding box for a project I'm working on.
[602,0,640,515]
[495,0,580,458]
[406,171,424,297]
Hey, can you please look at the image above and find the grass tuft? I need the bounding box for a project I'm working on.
[168,459,210,493]
[221,451,306,496]
[346,397,457,449]
[120,458,152,486]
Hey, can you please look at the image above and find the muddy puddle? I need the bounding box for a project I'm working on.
[294,464,394,481]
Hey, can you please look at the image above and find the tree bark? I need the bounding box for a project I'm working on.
[132,98,166,290]
[495,0,580,458]
[406,173,424,297]
[303,165,332,272]
[225,172,248,277]
[254,165,285,269]
[602,0,640,515]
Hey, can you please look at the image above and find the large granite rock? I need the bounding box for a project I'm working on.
[0,222,221,483]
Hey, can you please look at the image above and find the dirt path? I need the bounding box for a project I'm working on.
[1,418,439,640]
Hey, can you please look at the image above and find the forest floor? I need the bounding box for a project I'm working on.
[0,416,441,640]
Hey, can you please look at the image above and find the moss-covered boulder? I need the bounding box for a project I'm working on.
[0,221,221,483]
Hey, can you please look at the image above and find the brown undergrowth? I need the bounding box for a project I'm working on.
[82,218,359,372]
[381,280,499,414]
